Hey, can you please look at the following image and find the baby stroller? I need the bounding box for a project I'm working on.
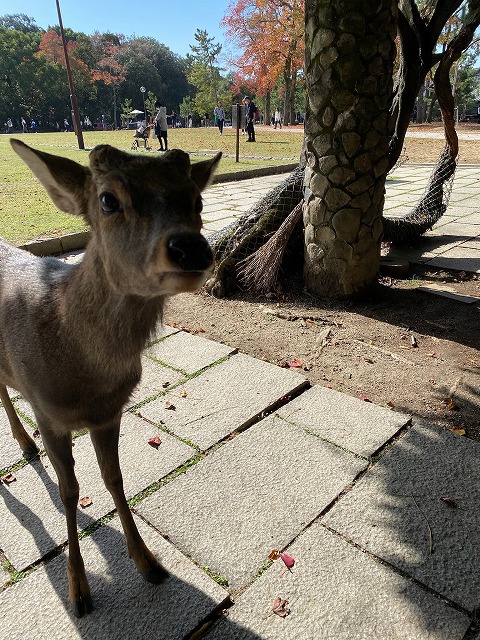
[131,123,152,151]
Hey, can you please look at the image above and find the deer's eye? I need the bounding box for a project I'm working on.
[100,192,121,214]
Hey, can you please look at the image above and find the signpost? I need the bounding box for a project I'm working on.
[232,104,245,163]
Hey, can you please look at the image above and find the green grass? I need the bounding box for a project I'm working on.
[0,127,303,245]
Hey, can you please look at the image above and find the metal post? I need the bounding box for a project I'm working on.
[56,0,84,150]
[235,103,241,163]
[140,86,146,124]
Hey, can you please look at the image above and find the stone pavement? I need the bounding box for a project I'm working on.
[1,164,480,639]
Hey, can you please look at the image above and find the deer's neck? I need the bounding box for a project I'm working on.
[61,245,164,363]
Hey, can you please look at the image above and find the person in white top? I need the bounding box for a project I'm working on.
[274,108,282,129]
[153,101,168,151]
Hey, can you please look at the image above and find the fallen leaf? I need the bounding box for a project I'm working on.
[386,401,395,409]
[79,496,93,508]
[148,436,162,448]
[449,427,465,436]
[180,390,188,398]
[165,401,176,410]
[279,552,295,569]
[198,327,205,333]
[162,382,171,388]
[440,496,458,508]
[288,358,304,368]
[363,358,375,364]
[359,396,372,402]
[33,429,41,438]
[268,549,280,560]
[272,597,290,618]
[1,473,16,484]
[411,335,418,348]
[444,397,458,410]
[426,353,436,358]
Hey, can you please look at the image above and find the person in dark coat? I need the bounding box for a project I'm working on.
[243,96,256,142]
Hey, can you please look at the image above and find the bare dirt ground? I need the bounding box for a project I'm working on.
[405,122,480,163]
[166,125,480,444]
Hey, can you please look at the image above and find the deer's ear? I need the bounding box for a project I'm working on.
[10,139,91,217]
[191,152,222,192]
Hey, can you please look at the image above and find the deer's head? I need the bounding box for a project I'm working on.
[11,140,221,297]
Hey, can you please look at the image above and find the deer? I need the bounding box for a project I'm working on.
[0,139,221,616]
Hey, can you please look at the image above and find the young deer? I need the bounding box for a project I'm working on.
[0,140,221,616]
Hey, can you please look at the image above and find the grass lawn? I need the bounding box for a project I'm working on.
[0,126,303,245]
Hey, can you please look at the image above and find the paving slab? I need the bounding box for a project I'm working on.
[145,330,236,374]
[323,422,480,611]
[276,386,411,458]
[424,246,480,273]
[126,355,186,408]
[0,515,230,640]
[0,412,195,570]
[137,353,308,449]
[417,283,480,304]
[136,415,367,589]
[205,523,470,640]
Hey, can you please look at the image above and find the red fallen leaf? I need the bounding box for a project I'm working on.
[440,496,458,508]
[279,552,295,569]
[272,597,290,618]
[148,436,162,449]
[288,358,304,368]
[359,396,372,402]
[164,401,176,410]
[79,496,93,508]
[1,473,16,484]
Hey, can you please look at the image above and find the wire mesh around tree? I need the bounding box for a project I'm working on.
[207,146,457,296]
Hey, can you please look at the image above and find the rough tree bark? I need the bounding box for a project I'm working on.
[302,0,398,297]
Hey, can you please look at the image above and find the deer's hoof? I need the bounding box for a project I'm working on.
[144,563,169,585]
[72,592,93,618]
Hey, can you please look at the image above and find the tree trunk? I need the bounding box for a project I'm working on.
[265,90,271,125]
[303,0,397,298]
[283,57,292,125]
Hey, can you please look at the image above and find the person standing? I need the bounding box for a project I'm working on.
[153,100,168,151]
[243,96,256,142]
[21,117,28,133]
[214,100,225,135]
[274,108,282,129]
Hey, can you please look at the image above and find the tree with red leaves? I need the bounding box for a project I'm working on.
[222,0,304,124]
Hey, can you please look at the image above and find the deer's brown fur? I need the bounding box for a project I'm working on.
[0,140,221,615]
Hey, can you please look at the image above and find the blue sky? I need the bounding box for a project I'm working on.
[0,0,236,60]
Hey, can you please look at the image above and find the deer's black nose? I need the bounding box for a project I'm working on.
[167,234,213,271]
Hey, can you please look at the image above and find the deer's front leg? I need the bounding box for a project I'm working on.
[89,422,168,584]
[0,385,38,456]
[40,426,92,617]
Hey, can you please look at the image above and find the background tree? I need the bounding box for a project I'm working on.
[185,29,232,117]
[222,0,304,123]
[208,0,480,300]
